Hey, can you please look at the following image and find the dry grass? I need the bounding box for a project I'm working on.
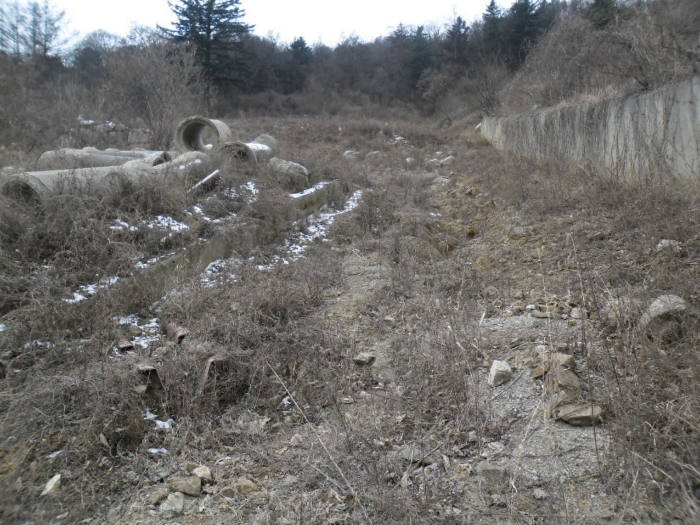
[1,113,700,523]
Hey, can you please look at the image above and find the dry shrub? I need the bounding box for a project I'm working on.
[101,33,208,149]
[501,1,700,114]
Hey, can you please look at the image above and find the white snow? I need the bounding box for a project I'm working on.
[0,324,5,332]
[148,448,168,454]
[147,216,189,231]
[64,276,120,303]
[46,450,63,459]
[290,180,333,199]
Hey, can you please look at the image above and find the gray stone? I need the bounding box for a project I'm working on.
[552,353,576,371]
[656,239,682,253]
[126,324,143,336]
[234,478,258,494]
[145,486,169,506]
[343,150,360,161]
[439,155,455,166]
[160,492,184,514]
[192,466,212,482]
[167,475,201,496]
[533,488,547,500]
[353,352,376,366]
[556,404,603,426]
[488,360,512,387]
[106,505,121,523]
[638,294,696,341]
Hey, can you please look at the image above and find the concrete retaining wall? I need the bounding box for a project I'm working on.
[481,76,699,179]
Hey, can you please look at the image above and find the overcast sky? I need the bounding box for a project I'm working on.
[50,0,494,47]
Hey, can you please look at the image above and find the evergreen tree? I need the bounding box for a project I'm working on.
[443,16,469,64]
[585,0,618,29]
[162,0,252,85]
[483,0,502,55]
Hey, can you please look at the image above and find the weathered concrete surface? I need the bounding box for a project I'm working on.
[482,76,699,179]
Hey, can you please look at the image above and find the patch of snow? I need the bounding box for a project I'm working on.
[282,189,362,260]
[47,450,63,459]
[290,180,333,199]
[204,143,214,151]
[147,215,189,232]
[148,448,168,454]
[0,323,5,332]
[110,219,137,231]
[240,181,259,201]
[248,143,271,152]
[177,158,203,170]
[64,276,120,304]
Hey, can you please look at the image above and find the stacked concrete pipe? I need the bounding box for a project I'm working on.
[37,147,165,170]
[174,116,233,153]
[221,134,279,164]
[0,151,211,204]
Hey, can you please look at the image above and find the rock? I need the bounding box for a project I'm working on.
[570,307,584,319]
[160,492,184,514]
[488,360,512,387]
[439,155,455,166]
[506,226,529,241]
[234,478,258,494]
[146,486,169,506]
[383,316,396,327]
[656,239,682,253]
[555,404,603,426]
[638,295,695,342]
[468,431,478,443]
[425,158,441,170]
[343,150,360,161]
[41,474,61,496]
[353,352,376,366]
[531,310,558,319]
[192,466,212,483]
[544,367,581,395]
[167,475,201,496]
[290,434,304,446]
[365,151,381,160]
[533,488,547,500]
[282,475,299,485]
[220,486,237,498]
[552,353,576,371]
[476,462,510,487]
[127,324,143,336]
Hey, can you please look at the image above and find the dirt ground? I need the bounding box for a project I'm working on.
[1,115,698,524]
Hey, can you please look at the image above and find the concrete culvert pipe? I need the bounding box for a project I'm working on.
[174,116,233,154]
[222,134,278,164]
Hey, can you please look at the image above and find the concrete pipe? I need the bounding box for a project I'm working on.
[37,148,166,170]
[1,151,211,204]
[174,116,233,154]
[222,134,278,165]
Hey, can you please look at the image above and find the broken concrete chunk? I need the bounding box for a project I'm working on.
[353,352,376,366]
[555,404,603,426]
[488,360,512,387]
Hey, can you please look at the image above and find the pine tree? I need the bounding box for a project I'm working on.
[162,0,252,85]
[483,0,502,55]
[443,16,469,64]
